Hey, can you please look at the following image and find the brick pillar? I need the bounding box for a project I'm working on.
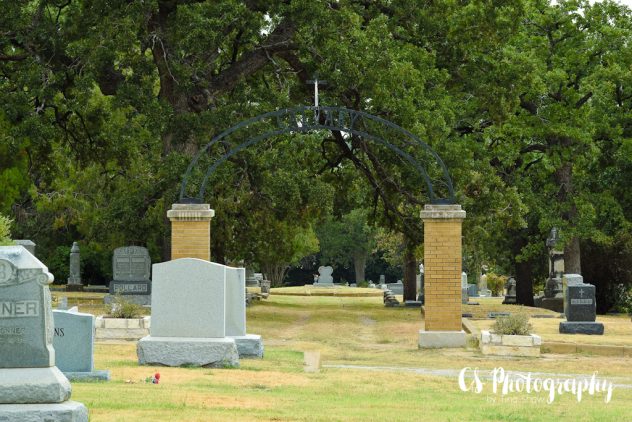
[167,203,215,261]
[419,204,466,348]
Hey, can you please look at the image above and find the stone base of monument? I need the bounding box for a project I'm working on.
[95,316,151,341]
[418,330,466,348]
[559,321,604,335]
[0,367,88,421]
[480,330,541,357]
[65,284,84,292]
[230,334,264,358]
[0,367,72,404]
[64,370,111,382]
[103,294,151,306]
[502,295,517,304]
[313,282,334,288]
[0,401,88,422]
[137,336,240,367]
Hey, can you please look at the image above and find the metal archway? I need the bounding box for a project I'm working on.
[179,106,456,204]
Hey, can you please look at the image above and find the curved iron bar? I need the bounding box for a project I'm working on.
[179,106,456,204]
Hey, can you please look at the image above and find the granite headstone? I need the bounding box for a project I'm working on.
[53,309,110,381]
[137,258,239,367]
[559,274,603,335]
[0,246,88,420]
[107,246,151,305]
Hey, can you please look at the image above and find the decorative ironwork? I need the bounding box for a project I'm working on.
[179,106,456,204]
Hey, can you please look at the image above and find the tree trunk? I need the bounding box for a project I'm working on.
[564,237,581,274]
[554,159,581,274]
[403,241,417,301]
[262,263,288,287]
[353,251,367,284]
[512,231,535,306]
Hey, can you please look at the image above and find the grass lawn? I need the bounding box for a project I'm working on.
[71,294,632,421]
[270,285,383,297]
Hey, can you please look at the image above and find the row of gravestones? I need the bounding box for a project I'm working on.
[0,245,264,420]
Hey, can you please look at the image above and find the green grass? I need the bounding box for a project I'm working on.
[70,294,632,421]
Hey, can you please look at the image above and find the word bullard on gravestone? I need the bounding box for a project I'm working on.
[106,246,152,306]
[0,246,88,421]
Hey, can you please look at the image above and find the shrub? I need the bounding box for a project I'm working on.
[492,314,532,336]
[0,214,14,246]
[610,284,632,315]
[486,272,507,297]
[107,294,143,318]
[357,280,369,288]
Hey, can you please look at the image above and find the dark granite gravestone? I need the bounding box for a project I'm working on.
[559,274,604,335]
[0,246,88,420]
[106,246,151,305]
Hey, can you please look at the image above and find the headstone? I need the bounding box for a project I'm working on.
[315,266,334,285]
[66,241,83,292]
[379,274,386,284]
[260,279,271,295]
[467,283,478,297]
[559,274,604,335]
[107,246,152,306]
[57,296,68,310]
[53,309,110,381]
[502,277,517,304]
[386,281,403,295]
[461,272,469,304]
[245,267,258,287]
[0,246,88,420]
[14,240,36,256]
[137,258,240,367]
[488,312,511,318]
[478,273,491,297]
[535,228,565,312]
[225,266,264,358]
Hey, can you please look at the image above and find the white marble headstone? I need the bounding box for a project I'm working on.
[317,266,334,284]
[150,258,226,338]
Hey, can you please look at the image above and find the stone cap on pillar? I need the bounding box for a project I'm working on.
[167,203,215,222]
[420,204,466,220]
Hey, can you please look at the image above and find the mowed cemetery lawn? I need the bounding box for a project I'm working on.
[67,292,632,421]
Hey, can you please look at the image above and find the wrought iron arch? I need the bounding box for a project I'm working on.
[179,106,456,204]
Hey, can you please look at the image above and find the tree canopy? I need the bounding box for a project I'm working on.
[1,0,632,309]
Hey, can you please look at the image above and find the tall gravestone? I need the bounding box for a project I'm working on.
[137,258,239,367]
[106,246,152,306]
[0,246,88,421]
[66,242,83,292]
[559,274,604,335]
[534,228,565,311]
[53,309,110,381]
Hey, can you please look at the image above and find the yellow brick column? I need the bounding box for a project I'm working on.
[419,204,466,348]
[167,203,215,261]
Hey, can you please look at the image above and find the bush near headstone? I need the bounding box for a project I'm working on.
[106,293,144,319]
[492,314,532,336]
